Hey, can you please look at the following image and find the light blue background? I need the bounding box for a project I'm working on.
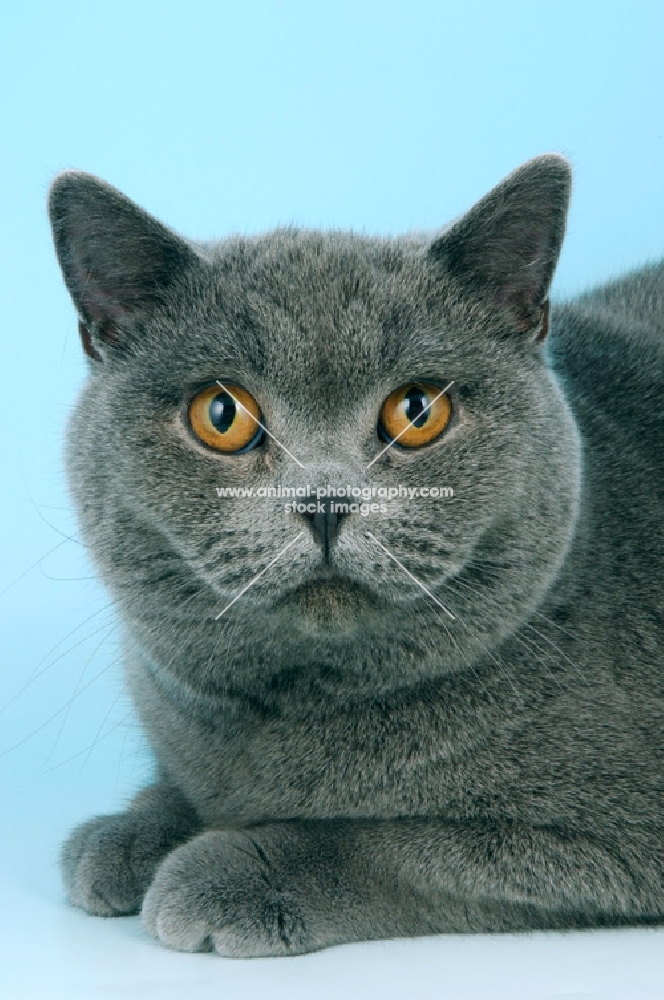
[1,3,662,997]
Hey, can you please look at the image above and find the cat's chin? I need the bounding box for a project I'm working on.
[273,575,379,636]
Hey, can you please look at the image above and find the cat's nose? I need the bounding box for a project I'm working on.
[302,501,346,561]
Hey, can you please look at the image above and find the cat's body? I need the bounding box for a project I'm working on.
[50,156,663,956]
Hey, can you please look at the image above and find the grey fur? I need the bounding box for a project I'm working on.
[49,156,663,957]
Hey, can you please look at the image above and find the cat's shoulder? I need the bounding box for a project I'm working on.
[573,260,664,336]
[548,261,664,443]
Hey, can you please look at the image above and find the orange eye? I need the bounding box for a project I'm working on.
[379,382,452,448]
[188,384,263,453]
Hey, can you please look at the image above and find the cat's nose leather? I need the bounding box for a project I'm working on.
[303,502,345,561]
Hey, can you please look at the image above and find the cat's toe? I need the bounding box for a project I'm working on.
[62,812,175,917]
[142,830,311,958]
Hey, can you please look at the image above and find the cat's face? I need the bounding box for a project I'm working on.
[52,157,581,695]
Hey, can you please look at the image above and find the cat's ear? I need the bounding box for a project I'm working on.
[48,172,199,361]
[429,154,571,339]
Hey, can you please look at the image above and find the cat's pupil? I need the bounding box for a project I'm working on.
[403,387,430,428]
[209,392,236,434]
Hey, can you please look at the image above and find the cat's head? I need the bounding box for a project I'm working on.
[49,156,581,697]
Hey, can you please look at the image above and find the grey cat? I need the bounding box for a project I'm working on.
[49,155,663,957]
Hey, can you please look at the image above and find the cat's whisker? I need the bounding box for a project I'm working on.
[28,582,220,769]
[0,654,124,759]
[530,607,584,642]
[412,600,493,701]
[446,574,573,692]
[77,690,125,776]
[201,609,242,689]
[1,538,70,597]
[446,578,590,687]
[42,621,121,766]
[39,711,137,776]
[214,532,305,620]
[430,584,522,699]
[115,701,137,794]
[0,604,118,717]
[39,572,98,582]
[17,477,85,547]
[520,621,590,689]
[462,554,584,646]
[365,531,455,619]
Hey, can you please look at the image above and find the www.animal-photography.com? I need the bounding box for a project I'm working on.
[1,3,662,998]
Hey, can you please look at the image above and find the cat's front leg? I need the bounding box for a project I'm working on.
[142,820,433,956]
[61,781,200,916]
[142,818,662,956]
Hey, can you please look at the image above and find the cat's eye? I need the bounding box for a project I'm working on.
[188,384,263,453]
[378,382,452,448]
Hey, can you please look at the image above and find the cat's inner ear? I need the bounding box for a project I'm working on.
[429,154,571,338]
[48,172,198,359]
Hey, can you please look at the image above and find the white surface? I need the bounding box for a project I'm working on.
[3,878,663,1000]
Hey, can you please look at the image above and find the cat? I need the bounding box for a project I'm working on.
[48,155,663,957]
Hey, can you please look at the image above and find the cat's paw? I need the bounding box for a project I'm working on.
[61,811,187,917]
[142,830,314,957]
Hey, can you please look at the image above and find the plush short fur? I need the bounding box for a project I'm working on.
[49,156,663,956]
